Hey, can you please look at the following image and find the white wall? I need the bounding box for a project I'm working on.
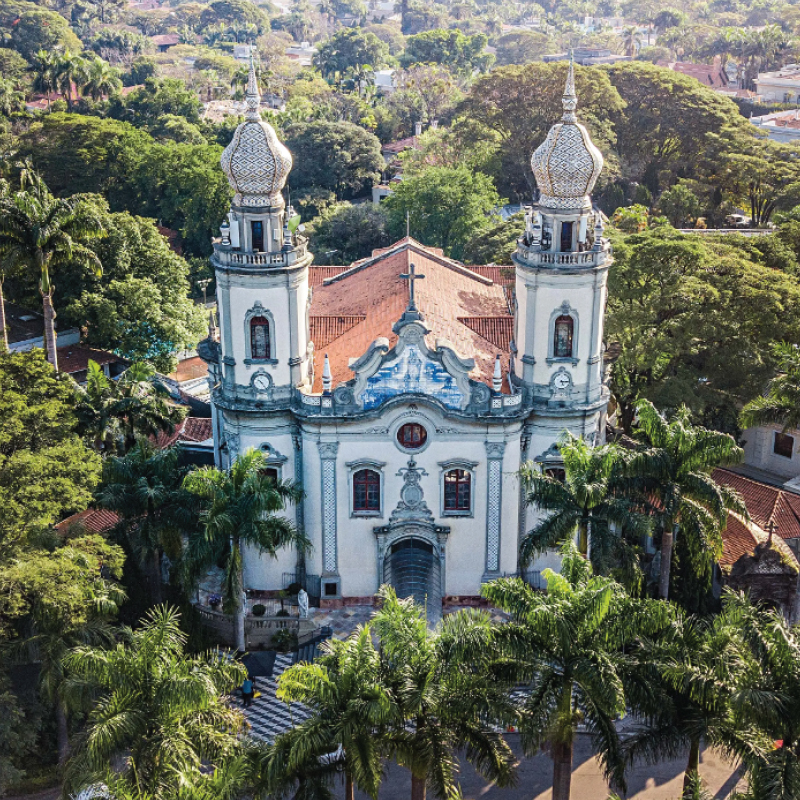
[743,424,800,480]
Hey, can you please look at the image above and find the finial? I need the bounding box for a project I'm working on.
[245,55,261,121]
[322,353,332,395]
[562,51,578,124]
[492,354,502,393]
[208,309,217,340]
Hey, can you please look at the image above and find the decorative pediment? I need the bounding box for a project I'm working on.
[348,320,474,411]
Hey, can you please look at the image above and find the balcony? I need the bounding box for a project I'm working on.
[514,243,610,269]
[212,240,308,270]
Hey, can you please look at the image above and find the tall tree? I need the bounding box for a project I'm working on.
[182,449,307,651]
[627,400,745,602]
[0,168,103,371]
[371,587,516,800]
[0,349,101,557]
[82,57,122,102]
[482,543,673,800]
[519,436,651,590]
[30,50,59,110]
[740,342,800,433]
[314,28,389,84]
[97,439,196,606]
[384,165,502,259]
[55,51,89,109]
[0,535,125,765]
[273,625,394,800]
[63,606,247,796]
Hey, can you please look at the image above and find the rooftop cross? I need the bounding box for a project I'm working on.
[400,261,425,312]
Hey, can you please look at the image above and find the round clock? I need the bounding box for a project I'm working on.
[253,374,271,392]
[553,372,570,391]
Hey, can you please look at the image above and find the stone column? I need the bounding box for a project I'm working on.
[293,432,306,577]
[318,441,339,579]
[517,428,532,575]
[484,441,506,580]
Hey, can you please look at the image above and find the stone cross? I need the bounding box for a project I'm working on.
[400,261,425,312]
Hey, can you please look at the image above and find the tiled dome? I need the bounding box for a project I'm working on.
[531,58,604,211]
[220,59,292,208]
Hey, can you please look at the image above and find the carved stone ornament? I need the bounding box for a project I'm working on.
[389,459,434,524]
[348,320,474,411]
[318,442,339,460]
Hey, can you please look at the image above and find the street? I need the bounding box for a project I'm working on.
[342,735,743,800]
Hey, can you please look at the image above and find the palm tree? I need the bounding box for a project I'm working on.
[75,360,186,454]
[97,439,197,606]
[621,25,642,57]
[5,539,125,766]
[177,24,196,44]
[520,435,651,589]
[271,625,394,800]
[82,56,122,102]
[0,77,24,116]
[55,51,89,109]
[740,343,800,433]
[627,399,745,601]
[30,49,58,109]
[623,604,767,799]
[63,606,247,797]
[182,449,308,652]
[371,586,517,800]
[482,543,673,800]
[724,591,800,800]
[0,168,103,370]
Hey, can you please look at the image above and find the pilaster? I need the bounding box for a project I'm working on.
[483,440,506,580]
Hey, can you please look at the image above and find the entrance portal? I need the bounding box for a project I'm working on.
[384,537,441,623]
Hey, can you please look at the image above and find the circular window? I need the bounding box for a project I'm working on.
[397,422,427,451]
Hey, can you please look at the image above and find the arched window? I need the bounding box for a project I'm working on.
[553,315,574,359]
[353,469,381,513]
[250,316,271,360]
[397,423,427,450]
[444,469,471,512]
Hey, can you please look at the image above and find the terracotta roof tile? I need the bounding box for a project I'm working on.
[309,315,366,349]
[56,508,120,534]
[714,468,800,541]
[458,317,514,350]
[307,238,512,394]
[309,266,349,287]
[155,417,213,449]
[720,512,798,570]
[57,345,124,375]
[382,135,419,154]
[168,356,208,383]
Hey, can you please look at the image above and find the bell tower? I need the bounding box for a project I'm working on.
[211,58,312,401]
[513,57,611,447]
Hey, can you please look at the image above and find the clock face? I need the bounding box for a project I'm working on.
[553,372,570,391]
[253,374,271,392]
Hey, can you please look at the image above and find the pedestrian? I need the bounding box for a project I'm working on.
[242,676,254,708]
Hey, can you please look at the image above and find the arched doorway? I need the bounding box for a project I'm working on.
[384,536,442,623]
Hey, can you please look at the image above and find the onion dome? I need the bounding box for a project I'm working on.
[531,57,604,211]
[220,58,292,208]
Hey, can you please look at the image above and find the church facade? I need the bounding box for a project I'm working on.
[200,60,612,616]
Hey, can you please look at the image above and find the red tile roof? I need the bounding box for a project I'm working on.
[458,317,515,350]
[155,416,213,449]
[310,315,366,350]
[56,508,120,535]
[714,468,800,541]
[57,345,123,375]
[151,33,180,46]
[307,238,513,393]
[309,266,350,287]
[168,356,208,383]
[382,135,419,154]
[720,512,797,570]
[667,61,729,89]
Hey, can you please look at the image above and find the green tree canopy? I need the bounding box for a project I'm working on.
[109,76,203,127]
[8,8,81,61]
[385,164,502,259]
[458,62,623,199]
[402,28,494,73]
[284,120,384,199]
[307,201,390,265]
[606,227,800,432]
[313,28,390,81]
[0,349,101,556]
[493,30,550,66]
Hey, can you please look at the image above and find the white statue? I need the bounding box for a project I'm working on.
[298,589,309,619]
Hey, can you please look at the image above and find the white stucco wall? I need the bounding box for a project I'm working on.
[742,424,800,480]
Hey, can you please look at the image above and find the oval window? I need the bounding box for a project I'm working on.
[397,422,427,450]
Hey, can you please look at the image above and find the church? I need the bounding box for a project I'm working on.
[199,59,612,617]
